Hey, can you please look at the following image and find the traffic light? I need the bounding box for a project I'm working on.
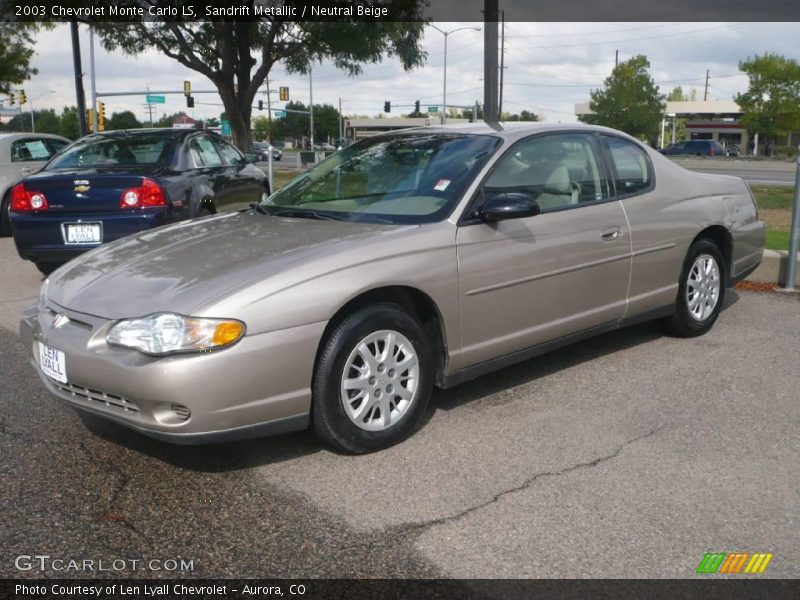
[183,80,191,97]
[87,108,94,126]
[415,100,420,113]
[186,95,194,108]
[384,101,391,113]
[8,93,14,106]
[98,101,105,131]
[258,100,263,111]
[279,86,289,101]
[19,89,27,104]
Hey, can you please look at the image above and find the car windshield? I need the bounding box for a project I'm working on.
[260,132,500,224]
[47,135,175,169]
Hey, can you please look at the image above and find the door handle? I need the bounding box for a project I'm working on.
[21,167,32,173]
[601,227,622,241]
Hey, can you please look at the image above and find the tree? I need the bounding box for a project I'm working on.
[154,112,189,128]
[205,117,220,128]
[0,24,47,95]
[3,109,60,134]
[313,104,341,142]
[667,86,697,102]
[252,114,270,141]
[94,5,426,151]
[106,110,142,130]
[578,55,665,140]
[735,53,800,155]
[59,107,80,140]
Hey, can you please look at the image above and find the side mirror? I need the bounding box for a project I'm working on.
[243,153,259,164]
[480,192,541,221]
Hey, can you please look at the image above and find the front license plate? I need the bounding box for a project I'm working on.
[38,342,67,383]
[64,222,102,244]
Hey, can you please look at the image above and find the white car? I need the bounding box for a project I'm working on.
[0,132,71,236]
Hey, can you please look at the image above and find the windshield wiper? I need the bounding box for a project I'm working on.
[249,202,269,215]
[271,208,348,221]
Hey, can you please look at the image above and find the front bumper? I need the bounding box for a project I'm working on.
[20,302,325,444]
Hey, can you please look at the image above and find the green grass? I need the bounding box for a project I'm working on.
[749,185,795,209]
[765,230,791,252]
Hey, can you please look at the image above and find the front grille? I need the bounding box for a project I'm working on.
[53,381,140,413]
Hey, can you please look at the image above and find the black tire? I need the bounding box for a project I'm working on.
[0,192,11,237]
[312,303,433,454]
[666,239,726,337]
[196,204,213,217]
[35,261,61,276]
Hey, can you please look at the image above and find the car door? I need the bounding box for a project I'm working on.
[455,132,632,368]
[601,134,685,317]
[187,134,231,210]
[210,136,265,211]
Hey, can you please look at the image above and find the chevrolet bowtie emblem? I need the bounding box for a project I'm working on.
[74,179,90,193]
[53,314,70,329]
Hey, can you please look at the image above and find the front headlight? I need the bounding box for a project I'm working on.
[106,313,245,356]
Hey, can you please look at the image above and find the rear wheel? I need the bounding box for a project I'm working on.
[0,192,11,237]
[666,239,725,337]
[34,261,61,276]
[312,304,433,454]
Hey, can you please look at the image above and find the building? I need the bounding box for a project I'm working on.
[345,117,471,140]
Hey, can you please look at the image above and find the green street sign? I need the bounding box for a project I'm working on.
[146,95,166,104]
[275,110,286,118]
[427,106,438,113]
[220,119,231,136]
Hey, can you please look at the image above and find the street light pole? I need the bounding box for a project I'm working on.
[430,24,481,126]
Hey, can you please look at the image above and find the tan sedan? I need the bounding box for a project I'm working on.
[20,124,765,453]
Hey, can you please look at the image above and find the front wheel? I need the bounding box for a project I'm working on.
[666,239,725,337]
[312,304,433,454]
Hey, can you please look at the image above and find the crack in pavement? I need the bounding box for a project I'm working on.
[391,423,669,537]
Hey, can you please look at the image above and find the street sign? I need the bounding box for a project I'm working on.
[427,106,439,113]
[220,119,231,136]
[146,95,166,104]
[275,110,286,118]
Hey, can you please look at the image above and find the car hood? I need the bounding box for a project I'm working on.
[47,211,408,319]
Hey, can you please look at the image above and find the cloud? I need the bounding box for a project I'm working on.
[18,21,800,127]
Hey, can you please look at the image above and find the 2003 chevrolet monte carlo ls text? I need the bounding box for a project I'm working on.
[20,123,765,454]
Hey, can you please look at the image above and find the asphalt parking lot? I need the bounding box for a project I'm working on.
[0,237,798,580]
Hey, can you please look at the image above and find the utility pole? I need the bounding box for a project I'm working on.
[483,0,499,124]
[338,97,343,142]
[498,10,505,119]
[704,69,710,101]
[615,50,619,67]
[309,64,314,148]
[89,27,98,133]
[263,79,276,141]
[70,21,88,137]
[145,86,154,126]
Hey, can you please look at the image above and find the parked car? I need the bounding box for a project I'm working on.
[254,142,282,161]
[9,128,267,274]
[315,142,337,152]
[660,140,729,156]
[1,133,71,237]
[21,123,764,453]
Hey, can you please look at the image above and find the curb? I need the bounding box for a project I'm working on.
[745,249,800,286]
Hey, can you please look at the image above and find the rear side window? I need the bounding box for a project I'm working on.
[602,136,652,196]
[11,138,66,162]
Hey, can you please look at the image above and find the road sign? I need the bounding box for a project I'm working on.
[146,95,166,104]
[427,106,439,113]
[275,110,286,118]
[220,119,231,136]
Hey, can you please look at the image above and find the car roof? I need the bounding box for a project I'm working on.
[0,132,70,141]
[373,121,645,145]
[77,128,206,142]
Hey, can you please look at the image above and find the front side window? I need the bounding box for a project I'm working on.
[47,136,173,169]
[11,138,68,162]
[189,136,224,167]
[260,133,500,224]
[603,136,652,196]
[211,137,244,166]
[482,133,611,213]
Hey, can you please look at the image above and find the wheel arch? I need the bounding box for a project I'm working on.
[314,285,450,387]
[692,225,733,285]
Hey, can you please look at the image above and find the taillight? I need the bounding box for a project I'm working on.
[120,178,167,209]
[709,148,715,156]
[10,183,49,212]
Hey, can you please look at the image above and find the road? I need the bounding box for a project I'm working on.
[671,158,797,186]
[0,238,798,581]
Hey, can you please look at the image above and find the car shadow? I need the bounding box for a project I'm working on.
[79,292,741,471]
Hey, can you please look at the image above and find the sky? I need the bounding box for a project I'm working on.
[15,21,800,126]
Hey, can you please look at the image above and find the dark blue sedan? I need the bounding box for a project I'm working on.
[10,128,268,274]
